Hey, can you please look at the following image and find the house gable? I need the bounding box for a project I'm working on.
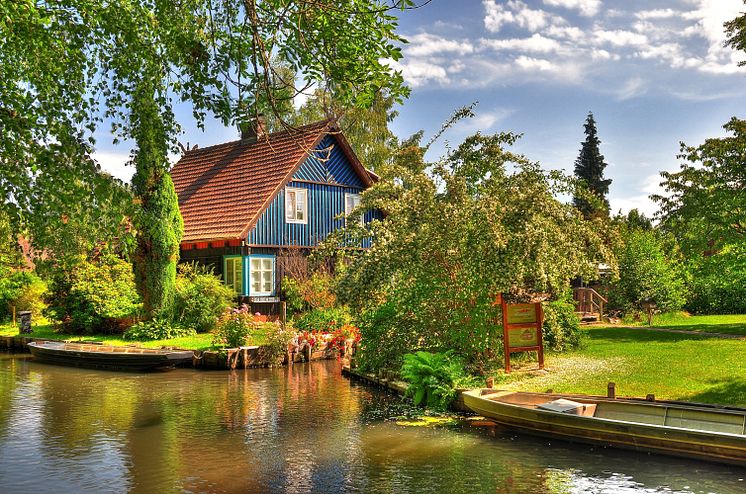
[247,135,376,248]
[292,135,366,187]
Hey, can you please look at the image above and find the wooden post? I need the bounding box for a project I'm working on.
[536,303,545,370]
[12,306,16,328]
[501,297,511,373]
[607,382,616,399]
[281,301,287,329]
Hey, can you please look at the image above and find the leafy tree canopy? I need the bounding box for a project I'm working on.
[318,123,617,368]
[1,0,410,222]
[653,117,746,255]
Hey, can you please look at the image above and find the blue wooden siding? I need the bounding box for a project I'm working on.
[247,135,379,248]
[292,136,365,187]
[247,181,379,247]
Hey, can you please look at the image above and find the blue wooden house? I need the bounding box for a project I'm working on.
[171,119,378,310]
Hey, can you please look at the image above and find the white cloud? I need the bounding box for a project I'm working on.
[594,29,649,47]
[515,55,558,71]
[545,25,584,40]
[406,33,475,57]
[635,9,679,20]
[543,0,600,17]
[483,0,557,33]
[389,59,449,88]
[481,33,562,53]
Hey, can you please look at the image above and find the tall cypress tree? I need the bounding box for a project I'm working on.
[573,112,612,218]
[131,83,183,318]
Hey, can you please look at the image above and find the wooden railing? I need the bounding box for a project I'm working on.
[573,287,607,316]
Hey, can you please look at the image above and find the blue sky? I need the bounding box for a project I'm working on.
[97,0,746,217]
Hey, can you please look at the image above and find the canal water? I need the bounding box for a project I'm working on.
[1,354,745,494]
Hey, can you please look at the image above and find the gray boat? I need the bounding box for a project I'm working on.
[27,341,194,372]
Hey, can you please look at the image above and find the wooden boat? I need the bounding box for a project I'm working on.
[462,389,746,466]
[27,341,195,372]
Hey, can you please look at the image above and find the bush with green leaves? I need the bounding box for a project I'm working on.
[607,229,688,314]
[293,306,353,333]
[172,263,235,332]
[542,295,582,351]
[259,321,296,366]
[45,254,142,333]
[282,272,337,316]
[0,271,47,320]
[686,244,746,314]
[400,351,467,410]
[123,318,195,341]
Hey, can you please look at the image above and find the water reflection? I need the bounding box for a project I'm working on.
[0,353,745,493]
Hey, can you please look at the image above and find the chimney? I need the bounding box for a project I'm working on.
[239,114,266,142]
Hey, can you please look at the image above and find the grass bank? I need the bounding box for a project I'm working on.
[0,322,266,351]
[500,324,746,406]
[623,312,746,336]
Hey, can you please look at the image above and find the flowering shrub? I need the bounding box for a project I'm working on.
[327,324,361,356]
[212,305,267,348]
[296,330,318,350]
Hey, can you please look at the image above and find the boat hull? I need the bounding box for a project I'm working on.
[27,341,194,372]
[463,389,746,466]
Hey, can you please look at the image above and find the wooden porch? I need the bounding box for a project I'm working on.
[573,287,607,323]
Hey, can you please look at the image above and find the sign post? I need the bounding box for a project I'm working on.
[499,294,544,373]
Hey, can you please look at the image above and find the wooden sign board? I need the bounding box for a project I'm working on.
[500,295,544,373]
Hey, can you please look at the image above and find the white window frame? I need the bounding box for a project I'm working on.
[223,256,244,295]
[345,192,363,227]
[249,255,275,296]
[285,187,308,224]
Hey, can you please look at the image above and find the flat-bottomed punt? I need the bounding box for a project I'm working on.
[462,389,746,466]
[27,341,194,372]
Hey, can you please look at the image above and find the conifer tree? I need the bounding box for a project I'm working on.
[573,112,612,218]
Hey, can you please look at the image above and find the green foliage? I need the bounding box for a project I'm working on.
[653,118,746,255]
[45,255,142,334]
[0,210,23,272]
[172,263,235,332]
[0,271,47,320]
[542,295,582,351]
[123,318,195,341]
[322,128,616,371]
[293,306,353,333]
[573,112,612,218]
[686,244,746,314]
[608,229,688,314]
[260,322,296,367]
[131,85,184,319]
[282,272,337,315]
[400,351,466,410]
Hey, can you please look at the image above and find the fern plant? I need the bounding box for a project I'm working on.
[400,351,466,410]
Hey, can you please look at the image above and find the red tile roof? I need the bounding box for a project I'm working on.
[171,120,372,243]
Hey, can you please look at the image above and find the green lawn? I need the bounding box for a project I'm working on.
[0,322,219,351]
[625,312,746,336]
[500,325,746,406]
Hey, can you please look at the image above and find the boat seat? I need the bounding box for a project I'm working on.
[538,399,597,417]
